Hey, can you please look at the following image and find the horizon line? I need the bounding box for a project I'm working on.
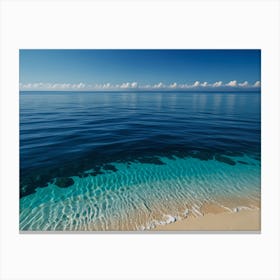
[19,89,261,93]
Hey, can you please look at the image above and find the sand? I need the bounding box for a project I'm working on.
[154,208,260,231]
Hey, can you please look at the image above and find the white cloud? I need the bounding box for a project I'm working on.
[169,82,177,88]
[131,82,138,88]
[19,80,261,91]
[178,84,188,89]
[93,84,101,89]
[143,84,152,89]
[120,82,130,89]
[102,83,111,89]
[226,80,237,87]
[238,81,248,87]
[20,82,88,90]
[192,81,200,87]
[212,81,223,87]
[60,83,71,89]
[21,83,33,89]
[153,82,165,89]
[77,83,85,89]
[32,83,42,88]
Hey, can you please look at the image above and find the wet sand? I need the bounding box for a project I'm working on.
[155,208,260,231]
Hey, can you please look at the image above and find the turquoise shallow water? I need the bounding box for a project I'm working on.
[20,154,260,231]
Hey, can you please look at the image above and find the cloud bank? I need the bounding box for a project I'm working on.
[226,80,238,87]
[19,80,261,91]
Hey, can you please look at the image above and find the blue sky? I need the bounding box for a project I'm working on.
[19,50,261,91]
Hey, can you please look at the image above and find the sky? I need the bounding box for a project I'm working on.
[19,50,261,91]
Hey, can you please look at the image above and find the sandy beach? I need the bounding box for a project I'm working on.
[155,208,260,231]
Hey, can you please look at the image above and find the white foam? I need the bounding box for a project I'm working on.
[233,206,252,213]
[183,209,189,217]
[164,214,177,224]
[137,214,179,230]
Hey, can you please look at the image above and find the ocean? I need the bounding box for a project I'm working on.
[19,91,261,231]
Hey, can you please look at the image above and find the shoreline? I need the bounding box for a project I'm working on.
[20,194,261,231]
[154,208,260,231]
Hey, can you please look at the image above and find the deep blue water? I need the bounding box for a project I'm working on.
[20,91,261,230]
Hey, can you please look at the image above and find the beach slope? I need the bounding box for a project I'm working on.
[155,209,260,231]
